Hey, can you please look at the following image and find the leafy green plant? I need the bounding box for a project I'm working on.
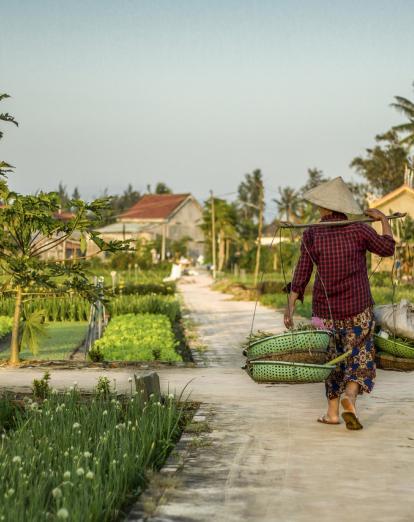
[108,295,181,323]
[0,388,184,521]
[0,316,13,340]
[32,371,51,399]
[95,314,181,362]
[95,376,111,396]
[88,345,105,363]
[20,309,48,355]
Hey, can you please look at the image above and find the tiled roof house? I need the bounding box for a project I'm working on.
[90,193,205,260]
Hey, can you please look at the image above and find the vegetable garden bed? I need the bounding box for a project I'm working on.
[94,314,181,362]
[0,384,189,521]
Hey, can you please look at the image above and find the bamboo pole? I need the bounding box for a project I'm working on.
[279,212,406,229]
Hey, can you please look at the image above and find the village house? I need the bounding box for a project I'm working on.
[88,193,205,260]
[370,169,414,275]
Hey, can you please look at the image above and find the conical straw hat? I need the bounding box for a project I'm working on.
[303,176,363,215]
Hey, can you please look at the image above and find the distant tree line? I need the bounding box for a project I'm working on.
[56,181,173,224]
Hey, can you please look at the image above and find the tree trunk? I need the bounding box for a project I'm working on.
[254,184,264,286]
[218,230,225,271]
[10,286,22,365]
[225,238,230,267]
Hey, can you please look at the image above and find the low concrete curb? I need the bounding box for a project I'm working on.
[126,406,211,522]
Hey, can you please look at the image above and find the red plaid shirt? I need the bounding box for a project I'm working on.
[291,212,395,320]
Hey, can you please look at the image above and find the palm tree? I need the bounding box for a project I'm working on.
[391,82,414,148]
[273,187,300,222]
[0,93,18,178]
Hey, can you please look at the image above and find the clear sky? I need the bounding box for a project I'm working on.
[1,0,414,210]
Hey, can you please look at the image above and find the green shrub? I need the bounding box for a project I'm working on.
[0,316,13,340]
[108,295,181,323]
[95,313,181,362]
[115,282,176,296]
[0,297,90,322]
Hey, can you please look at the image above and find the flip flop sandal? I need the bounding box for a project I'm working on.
[317,416,340,425]
[341,411,363,430]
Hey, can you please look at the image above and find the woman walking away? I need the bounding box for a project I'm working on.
[284,177,395,430]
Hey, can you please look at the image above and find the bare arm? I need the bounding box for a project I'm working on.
[284,291,300,329]
[365,208,393,237]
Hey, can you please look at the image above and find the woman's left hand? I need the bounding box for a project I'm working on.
[284,306,294,329]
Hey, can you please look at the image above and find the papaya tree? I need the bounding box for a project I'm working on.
[0,190,129,364]
[0,93,129,363]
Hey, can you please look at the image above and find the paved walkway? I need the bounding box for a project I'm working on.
[154,275,414,522]
[1,274,414,521]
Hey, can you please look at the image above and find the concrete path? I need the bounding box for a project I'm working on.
[154,275,414,522]
[1,274,414,521]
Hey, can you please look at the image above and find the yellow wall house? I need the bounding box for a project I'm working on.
[370,170,414,276]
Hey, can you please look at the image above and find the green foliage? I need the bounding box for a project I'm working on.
[154,182,172,194]
[0,395,21,432]
[0,389,183,521]
[0,316,12,339]
[20,309,48,355]
[0,296,90,321]
[0,322,88,361]
[108,295,181,323]
[95,314,181,362]
[0,93,18,179]
[114,282,176,296]
[88,345,105,363]
[391,81,414,148]
[350,130,408,196]
[95,376,111,396]
[260,293,313,318]
[32,371,51,399]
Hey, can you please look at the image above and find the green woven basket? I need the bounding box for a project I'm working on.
[248,360,335,384]
[245,330,331,361]
[376,351,414,371]
[374,335,414,359]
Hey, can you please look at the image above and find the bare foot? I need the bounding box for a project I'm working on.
[317,415,340,425]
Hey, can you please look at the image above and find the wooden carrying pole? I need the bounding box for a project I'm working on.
[279,212,406,229]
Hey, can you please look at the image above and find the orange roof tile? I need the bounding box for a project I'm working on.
[119,194,190,221]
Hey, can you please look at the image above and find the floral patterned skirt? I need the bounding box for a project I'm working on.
[313,307,376,400]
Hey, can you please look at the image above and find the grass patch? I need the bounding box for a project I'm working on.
[0,322,88,361]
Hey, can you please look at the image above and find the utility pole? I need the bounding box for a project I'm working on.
[210,190,217,279]
[161,222,167,261]
[254,181,264,287]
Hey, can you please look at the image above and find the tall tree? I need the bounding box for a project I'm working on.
[57,182,70,210]
[155,182,172,194]
[0,190,128,364]
[301,168,327,193]
[238,169,263,221]
[350,130,408,196]
[273,186,300,221]
[72,186,81,200]
[200,198,238,269]
[391,81,414,148]
[0,93,18,179]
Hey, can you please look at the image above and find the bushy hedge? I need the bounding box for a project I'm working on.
[113,282,176,296]
[108,295,181,323]
[0,297,90,322]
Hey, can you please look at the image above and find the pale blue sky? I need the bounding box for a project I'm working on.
[1,0,414,210]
